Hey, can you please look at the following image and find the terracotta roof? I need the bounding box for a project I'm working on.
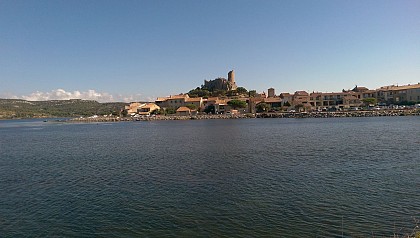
[363,90,377,93]
[176,106,191,112]
[185,97,202,102]
[322,92,355,96]
[379,83,420,91]
[156,97,167,102]
[294,91,309,96]
[141,103,159,109]
[352,86,369,92]
[169,94,189,99]
[389,84,420,91]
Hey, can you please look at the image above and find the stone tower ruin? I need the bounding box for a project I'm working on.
[202,70,238,91]
[228,70,237,90]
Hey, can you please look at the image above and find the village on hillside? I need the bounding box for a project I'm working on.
[125,70,420,118]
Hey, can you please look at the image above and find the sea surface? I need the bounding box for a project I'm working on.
[0,117,419,237]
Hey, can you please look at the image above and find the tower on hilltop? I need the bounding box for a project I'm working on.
[228,70,237,90]
[202,70,238,91]
[228,70,235,83]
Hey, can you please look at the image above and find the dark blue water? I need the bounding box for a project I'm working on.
[1,117,419,237]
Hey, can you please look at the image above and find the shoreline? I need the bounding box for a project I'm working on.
[256,109,420,118]
[4,109,417,122]
[63,109,420,123]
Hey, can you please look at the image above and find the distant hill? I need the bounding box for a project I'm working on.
[0,99,127,119]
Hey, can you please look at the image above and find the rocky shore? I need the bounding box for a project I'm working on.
[257,109,420,118]
[66,109,420,123]
[68,113,254,122]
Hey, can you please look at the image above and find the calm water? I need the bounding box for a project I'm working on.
[0,117,419,237]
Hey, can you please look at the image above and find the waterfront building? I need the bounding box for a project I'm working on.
[376,83,420,104]
[125,102,146,115]
[314,91,361,110]
[407,84,420,102]
[279,93,293,107]
[262,97,282,108]
[125,102,160,115]
[138,103,160,115]
[202,97,219,110]
[151,75,420,115]
[210,98,231,114]
[155,94,190,109]
[361,90,377,100]
[185,97,204,110]
[309,92,323,108]
[292,91,310,106]
[176,106,194,116]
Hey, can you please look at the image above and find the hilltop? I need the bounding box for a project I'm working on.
[0,99,127,119]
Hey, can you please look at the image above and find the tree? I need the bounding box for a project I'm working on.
[204,105,215,114]
[227,90,238,97]
[165,108,176,115]
[249,90,257,98]
[211,90,227,97]
[236,87,248,95]
[121,109,128,117]
[362,97,377,106]
[188,88,210,98]
[295,104,304,112]
[256,103,271,112]
[185,104,197,110]
[155,109,165,115]
[227,100,247,109]
[283,101,291,107]
[304,104,312,112]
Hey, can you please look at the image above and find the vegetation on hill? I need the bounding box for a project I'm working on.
[227,99,247,109]
[187,86,255,98]
[0,99,127,119]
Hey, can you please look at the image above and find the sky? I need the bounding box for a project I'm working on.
[1,0,419,102]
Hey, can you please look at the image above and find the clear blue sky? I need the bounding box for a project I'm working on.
[1,0,419,102]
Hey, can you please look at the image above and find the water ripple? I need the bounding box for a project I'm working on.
[0,117,419,237]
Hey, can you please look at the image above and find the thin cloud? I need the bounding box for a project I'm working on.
[14,89,146,103]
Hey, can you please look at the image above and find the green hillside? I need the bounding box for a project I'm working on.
[0,99,127,119]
